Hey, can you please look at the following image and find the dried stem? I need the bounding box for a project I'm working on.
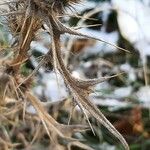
[0,0,130,149]
[48,14,129,150]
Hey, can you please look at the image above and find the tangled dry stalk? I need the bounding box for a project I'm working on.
[0,0,129,150]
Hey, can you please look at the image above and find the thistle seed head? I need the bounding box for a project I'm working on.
[32,0,80,15]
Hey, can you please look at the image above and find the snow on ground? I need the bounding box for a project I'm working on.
[136,86,150,107]
[91,97,130,109]
[112,0,150,62]
[120,63,136,82]
[113,86,132,99]
[79,29,119,56]
[112,0,150,106]
[33,72,68,101]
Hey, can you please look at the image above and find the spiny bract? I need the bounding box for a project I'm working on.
[32,0,80,14]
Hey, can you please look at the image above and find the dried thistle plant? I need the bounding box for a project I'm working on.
[0,0,129,150]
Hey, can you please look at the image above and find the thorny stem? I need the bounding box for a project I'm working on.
[56,19,130,53]
[0,1,130,149]
[49,15,129,150]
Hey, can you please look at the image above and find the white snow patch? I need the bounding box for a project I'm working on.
[112,0,150,63]
[26,105,37,114]
[79,29,119,56]
[113,86,132,98]
[120,63,136,81]
[92,97,129,108]
[98,142,116,150]
[31,41,48,54]
[136,86,150,105]
[34,72,68,101]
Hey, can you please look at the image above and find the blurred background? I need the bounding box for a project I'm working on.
[0,0,150,149]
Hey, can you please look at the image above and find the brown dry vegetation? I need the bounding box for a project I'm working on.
[0,0,129,150]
